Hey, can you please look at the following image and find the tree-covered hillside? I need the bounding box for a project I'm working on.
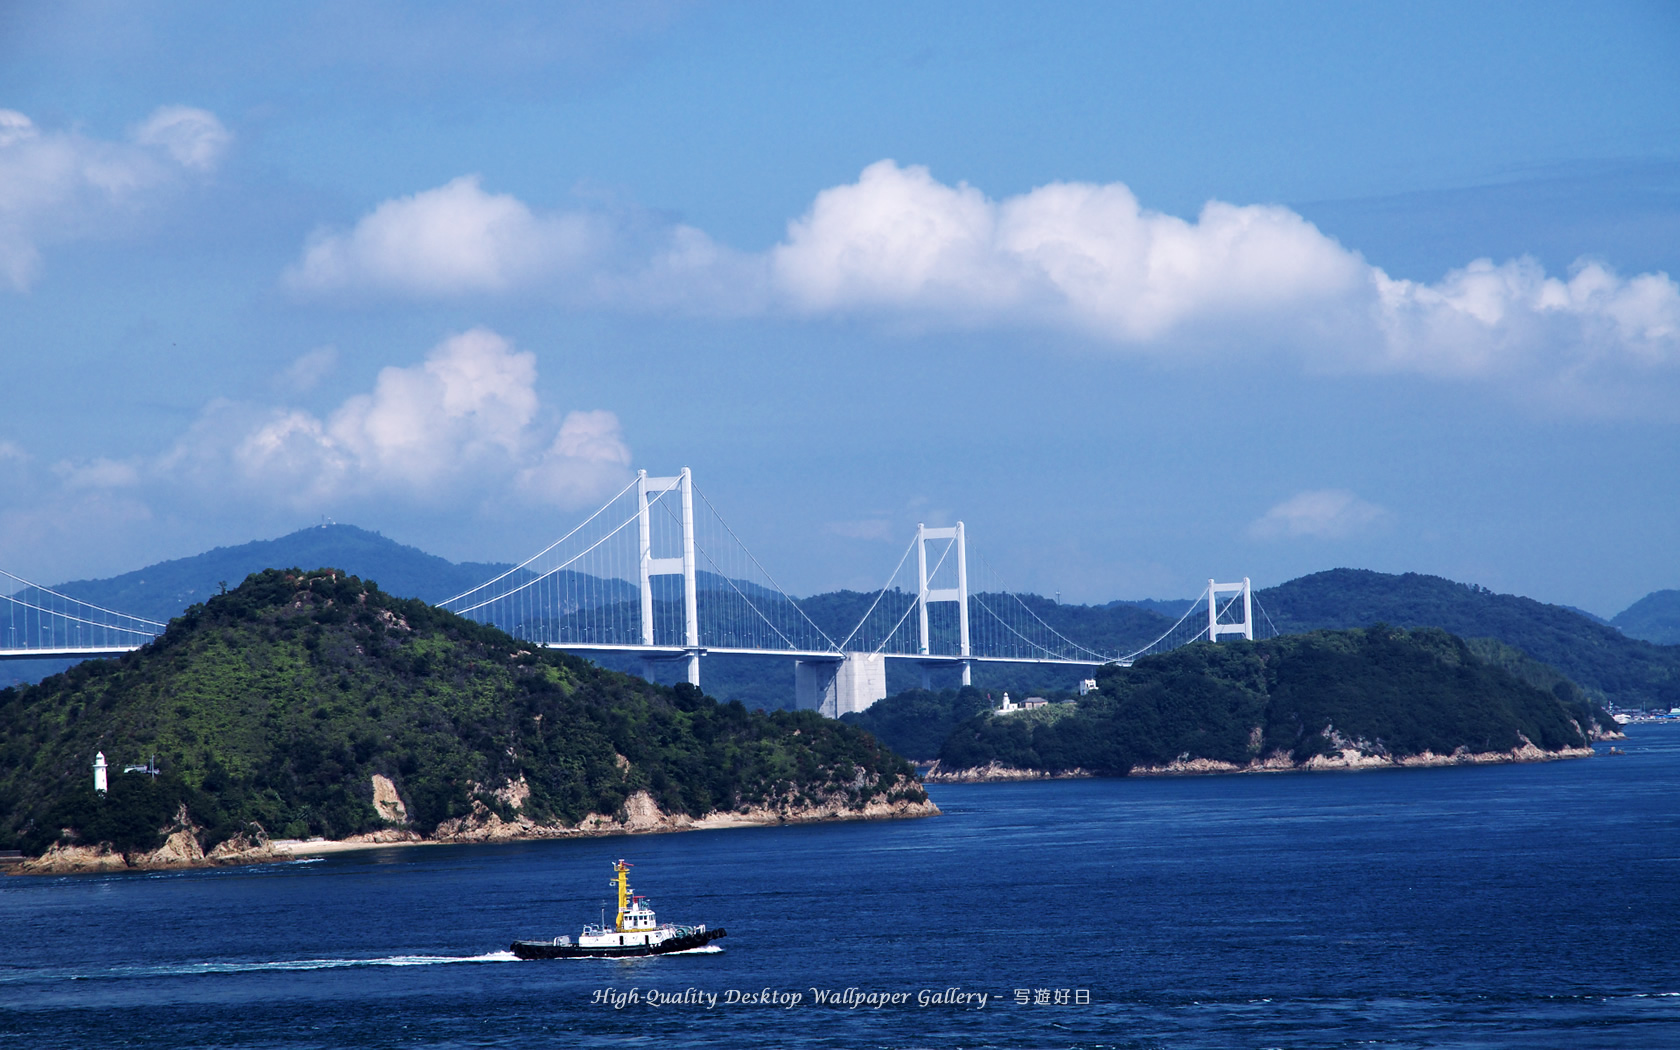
[0,569,925,858]
[1613,589,1680,646]
[1259,569,1680,710]
[842,686,998,761]
[932,627,1616,776]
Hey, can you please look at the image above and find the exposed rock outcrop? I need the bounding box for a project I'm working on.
[13,776,938,874]
[371,774,409,824]
[430,778,939,843]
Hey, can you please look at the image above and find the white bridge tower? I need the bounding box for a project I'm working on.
[637,468,700,685]
[1207,577,1253,643]
[917,522,971,687]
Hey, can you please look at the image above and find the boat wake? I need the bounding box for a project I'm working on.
[95,951,518,979]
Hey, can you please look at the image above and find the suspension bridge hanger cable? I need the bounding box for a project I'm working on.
[970,550,1118,662]
[447,486,677,618]
[0,568,168,629]
[655,499,803,652]
[872,534,955,655]
[437,473,642,608]
[689,483,841,651]
[836,534,918,652]
[1114,587,1214,664]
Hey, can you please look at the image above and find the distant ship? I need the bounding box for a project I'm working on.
[511,859,726,960]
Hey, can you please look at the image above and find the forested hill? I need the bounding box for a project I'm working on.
[1613,589,1680,646]
[1259,570,1680,710]
[0,569,926,859]
[931,627,1618,778]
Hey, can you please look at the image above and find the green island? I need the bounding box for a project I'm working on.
[0,569,934,874]
[844,626,1620,778]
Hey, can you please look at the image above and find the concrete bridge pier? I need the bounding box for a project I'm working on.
[795,652,886,718]
[640,650,703,689]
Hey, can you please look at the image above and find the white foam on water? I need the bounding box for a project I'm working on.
[109,951,517,979]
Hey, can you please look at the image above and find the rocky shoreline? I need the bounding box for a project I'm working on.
[923,740,1604,783]
[10,786,938,876]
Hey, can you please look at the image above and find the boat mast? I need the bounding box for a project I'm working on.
[613,860,632,931]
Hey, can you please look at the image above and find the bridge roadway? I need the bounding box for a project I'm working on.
[0,642,1114,668]
[0,645,148,661]
[543,643,1110,668]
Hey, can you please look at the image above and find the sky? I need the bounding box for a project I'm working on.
[1,0,1677,617]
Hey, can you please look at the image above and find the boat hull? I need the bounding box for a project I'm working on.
[511,927,727,959]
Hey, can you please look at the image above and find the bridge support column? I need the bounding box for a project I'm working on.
[685,651,700,687]
[961,659,971,687]
[795,653,886,718]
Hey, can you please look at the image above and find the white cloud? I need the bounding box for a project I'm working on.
[281,346,340,392]
[516,409,634,506]
[0,105,230,291]
[130,106,232,172]
[281,163,1680,411]
[284,175,605,295]
[1249,490,1390,541]
[14,328,631,541]
[55,458,143,491]
[770,161,1369,340]
[221,328,631,507]
[768,162,1680,398]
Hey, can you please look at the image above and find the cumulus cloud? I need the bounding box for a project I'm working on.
[0,105,230,291]
[768,162,1679,399]
[283,162,1680,410]
[13,327,630,540]
[284,173,764,311]
[1249,490,1390,541]
[284,176,604,295]
[770,161,1370,340]
[217,328,631,507]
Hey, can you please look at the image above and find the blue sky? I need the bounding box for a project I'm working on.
[2,1,1677,616]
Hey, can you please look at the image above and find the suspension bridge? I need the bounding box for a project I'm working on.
[1,468,1276,716]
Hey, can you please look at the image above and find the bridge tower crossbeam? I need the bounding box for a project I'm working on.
[1208,577,1253,643]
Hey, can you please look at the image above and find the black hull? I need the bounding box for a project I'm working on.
[511,927,726,960]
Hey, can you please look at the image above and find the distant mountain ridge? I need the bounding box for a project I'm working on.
[51,525,512,623]
[23,530,1680,711]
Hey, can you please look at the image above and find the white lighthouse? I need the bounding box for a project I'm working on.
[93,751,108,795]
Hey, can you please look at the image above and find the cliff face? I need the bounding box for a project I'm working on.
[933,627,1618,780]
[2,568,933,869]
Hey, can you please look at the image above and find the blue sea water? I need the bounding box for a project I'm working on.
[5,726,1680,1049]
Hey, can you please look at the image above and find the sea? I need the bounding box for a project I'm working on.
[5,725,1680,1050]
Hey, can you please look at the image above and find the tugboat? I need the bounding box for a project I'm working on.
[510,860,727,959]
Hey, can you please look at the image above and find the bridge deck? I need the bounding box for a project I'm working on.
[0,642,1115,667]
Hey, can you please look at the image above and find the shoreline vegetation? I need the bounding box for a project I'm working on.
[2,569,935,876]
[924,741,1601,783]
[854,626,1621,781]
